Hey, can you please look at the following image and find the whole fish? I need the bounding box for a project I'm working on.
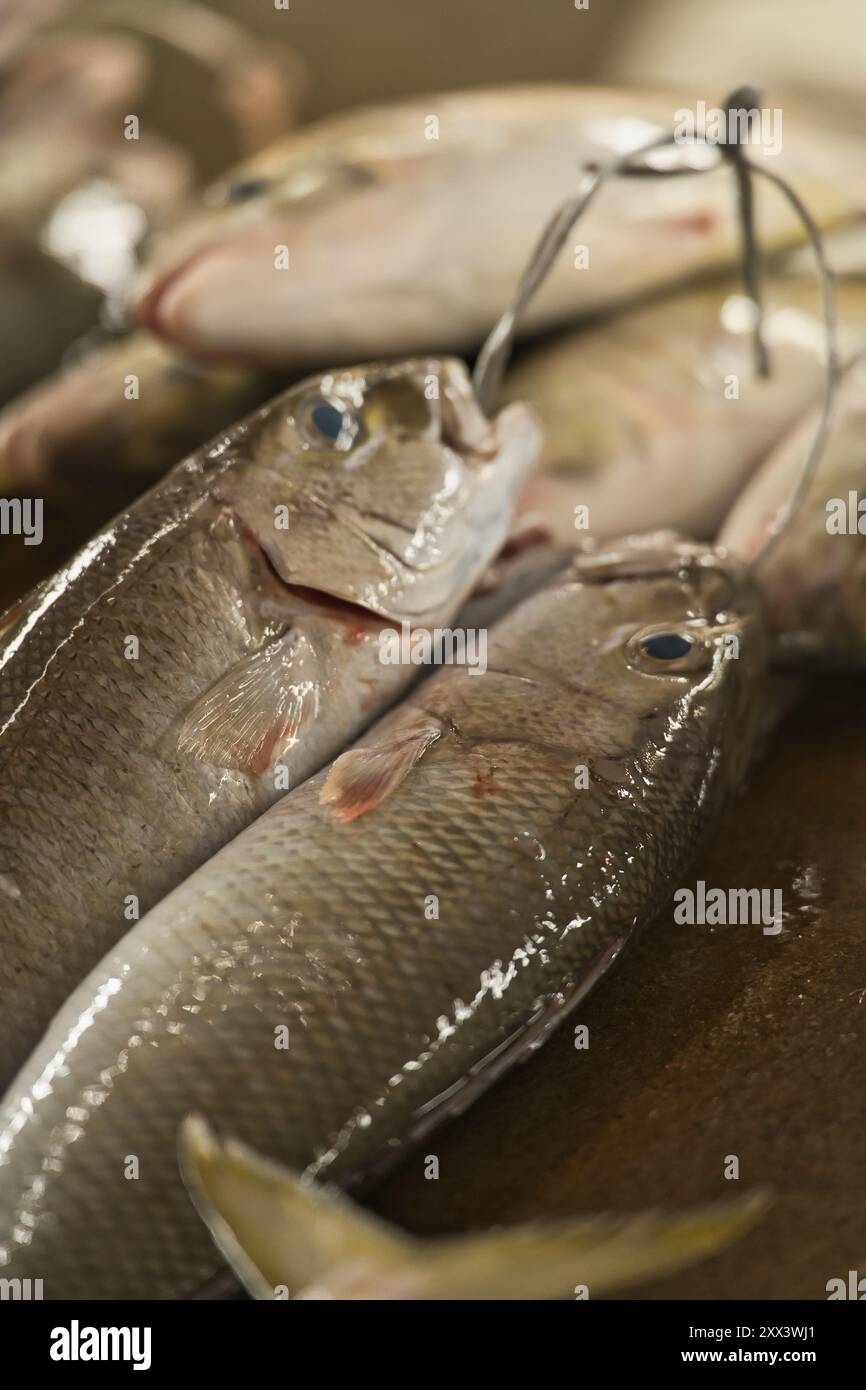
[720,353,866,666]
[0,535,765,1298]
[133,84,866,365]
[0,359,538,1085]
[505,276,866,544]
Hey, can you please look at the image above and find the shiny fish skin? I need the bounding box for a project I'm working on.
[0,537,765,1298]
[133,84,866,364]
[0,358,538,1085]
[503,276,866,544]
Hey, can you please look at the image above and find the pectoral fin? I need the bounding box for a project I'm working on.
[180,1117,769,1301]
[177,626,323,776]
[319,712,443,822]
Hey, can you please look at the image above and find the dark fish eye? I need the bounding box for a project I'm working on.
[640,633,694,662]
[225,176,272,203]
[310,401,346,440]
[298,394,361,451]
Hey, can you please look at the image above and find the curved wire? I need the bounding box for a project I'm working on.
[742,158,839,571]
[472,99,839,575]
[472,135,719,415]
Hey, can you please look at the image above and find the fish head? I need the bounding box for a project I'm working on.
[216,357,541,622]
[500,533,766,793]
[132,140,445,362]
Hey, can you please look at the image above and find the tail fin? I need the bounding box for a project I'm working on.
[180,1117,769,1301]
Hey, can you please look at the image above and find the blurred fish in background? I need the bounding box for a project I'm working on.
[0,0,306,591]
[0,0,306,404]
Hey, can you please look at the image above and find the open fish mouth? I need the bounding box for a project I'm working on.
[230,367,538,624]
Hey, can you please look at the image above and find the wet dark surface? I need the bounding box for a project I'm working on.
[372,678,866,1298]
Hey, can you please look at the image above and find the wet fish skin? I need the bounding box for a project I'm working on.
[503,276,866,545]
[0,536,765,1298]
[0,358,537,1085]
[133,84,866,364]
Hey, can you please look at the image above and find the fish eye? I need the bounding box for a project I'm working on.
[641,633,694,661]
[224,176,272,203]
[627,625,712,674]
[298,394,361,451]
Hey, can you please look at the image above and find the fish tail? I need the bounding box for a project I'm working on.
[179,1117,769,1300]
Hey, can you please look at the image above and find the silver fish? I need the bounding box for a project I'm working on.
[133,84,866,365]
[0,535,764,1297]
[0,359,538,1085]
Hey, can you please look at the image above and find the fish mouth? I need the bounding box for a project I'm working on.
[433,359,500,460]
[237,383,537,626]
[134,245,236,358]
[242,524,387,629]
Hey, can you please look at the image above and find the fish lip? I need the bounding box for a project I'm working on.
[133,247,248,358]
[133,256,192,340]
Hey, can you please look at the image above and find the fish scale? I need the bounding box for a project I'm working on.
[0,358,538,1088]
[0,543,764,1297]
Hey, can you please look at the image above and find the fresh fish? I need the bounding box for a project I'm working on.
[720,353,866,667]
[0,359,538,1085]
[179,1117,768,1300]
[133,84,866,365]
[0,535,765,1298]
[503,275,866,544]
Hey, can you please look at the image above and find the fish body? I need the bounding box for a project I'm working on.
[0,359,537,1083]
[504,276,866,544]
[0,536,764,1297]
[134,84,866,364]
